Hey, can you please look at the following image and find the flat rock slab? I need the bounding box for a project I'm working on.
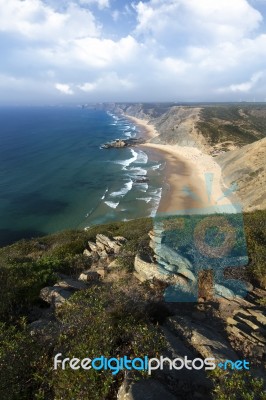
[166,315,238,362]
[54,278,88,291]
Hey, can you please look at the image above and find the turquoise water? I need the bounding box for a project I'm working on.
[0,106,164,246]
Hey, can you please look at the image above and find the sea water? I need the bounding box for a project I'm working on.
[0,106,164,246]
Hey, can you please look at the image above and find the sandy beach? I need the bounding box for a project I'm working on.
[125,115,233,213]
[124,114,159,140]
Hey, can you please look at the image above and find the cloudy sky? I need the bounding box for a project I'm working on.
[1,0,266,104]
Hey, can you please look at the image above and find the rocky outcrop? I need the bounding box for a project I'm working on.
[40,276,89,307]
[84,234,126,259]
[134,253,190,289]
[101,138,145,149]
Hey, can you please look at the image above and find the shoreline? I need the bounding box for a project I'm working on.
[124,114,159,141]
[141,143,233,213]
[124,114,233,214]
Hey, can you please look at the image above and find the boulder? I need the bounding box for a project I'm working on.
[215,284,235,300]
[113,236,127,244]
[108,259,120,269]
[154,244,193,270]
[83,249,92,257]
[40,287,72,307]
[134,253,189,288]
[166,315,238,362]
[88,241,98,252]
[148,230,162,244]
[54,278,88,291]
[176,267,196,282]
[97,249,109,258]
[96,234,122,254]
[117,379,176,400]
[96,268,106,279]
[78,270,100,282]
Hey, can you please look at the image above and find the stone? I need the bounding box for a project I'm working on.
[96,268,106,279]
[83,249,92,257]
[164,264,178,273]
[176,267,196,282]
[113,236,127,243]
[247,309,266,326]
[78,271,100,282]
[88,241,98,252]
[155,244,193,270]
[227,317,238,326]
[40,287,72,307]
[108,259,119,269]
[96,234,122,254]
[148,230,162,244]
[54,278,87,291]
[117,379,176,400]
[166,315,238,362]
[97,249,109,258]
[215,284,235,300]
[134,253,188,286]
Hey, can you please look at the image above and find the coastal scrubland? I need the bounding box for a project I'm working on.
[0,210,265,399]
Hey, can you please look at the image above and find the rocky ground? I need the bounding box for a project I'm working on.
[30,231,266,400]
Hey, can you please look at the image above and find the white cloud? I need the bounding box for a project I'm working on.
[1,0,266,103]
[55,83,74,95]
[78,72,134,93]
[36,35,141,69]
[0,0,100,41]
[134,0,262,43]
[218,72,264,93]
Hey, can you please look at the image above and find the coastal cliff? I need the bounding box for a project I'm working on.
[104,103,266,212]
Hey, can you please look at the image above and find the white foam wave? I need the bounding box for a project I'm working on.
[101,188,108,200]
[129,167,147,176]
[110,180,133,198]
[139,183,149,192]
[137,197,152,203]
[105,201,119,209]
[150,187,162,217]
[135,150,148,164]
[151,163,162,170]
[114,149,138,169]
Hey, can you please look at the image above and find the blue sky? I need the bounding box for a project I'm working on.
[1,0,266,104]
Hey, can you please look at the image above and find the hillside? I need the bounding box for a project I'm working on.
[105,103,266,212]
[0,212,265,399]
[217,137,266,211]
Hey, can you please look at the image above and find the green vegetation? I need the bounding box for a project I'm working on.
[197,105,266,147]
[0,284,165,399]
[244,210,266,287]
[210,370,266,400]
[0,218,153,321]
[0,211,265,398]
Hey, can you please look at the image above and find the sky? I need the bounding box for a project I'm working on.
[1,0,266,104]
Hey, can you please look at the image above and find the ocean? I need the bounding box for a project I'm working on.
[0,106,165,247]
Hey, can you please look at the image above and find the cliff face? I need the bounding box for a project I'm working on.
[217,137,266,211]
[150,106,208,150]
[103,102,266,211]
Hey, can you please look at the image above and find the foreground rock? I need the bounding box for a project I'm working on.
[40,276,89,307]
[84,234,126,259]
